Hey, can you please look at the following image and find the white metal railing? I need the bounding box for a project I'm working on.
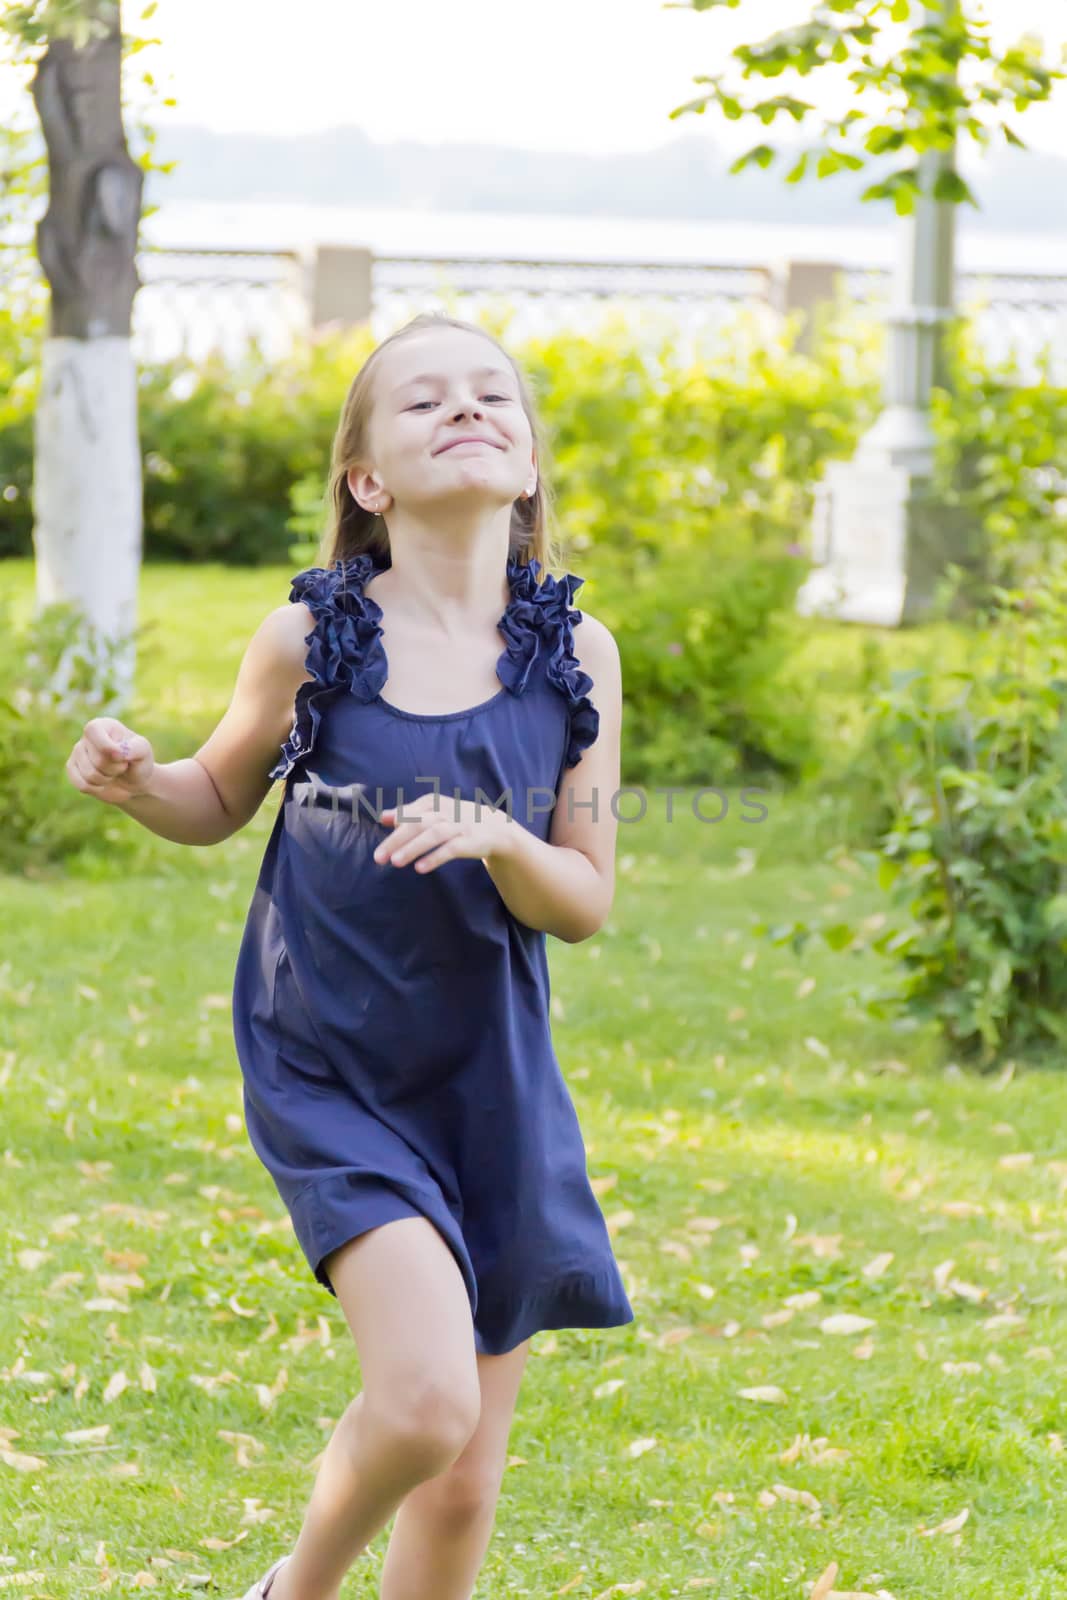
[4,239,1065,381]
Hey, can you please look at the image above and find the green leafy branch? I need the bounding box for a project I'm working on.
[1,0,120,51]
[666,0,1065,213]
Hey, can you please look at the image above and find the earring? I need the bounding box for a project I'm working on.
[519,489,532,501]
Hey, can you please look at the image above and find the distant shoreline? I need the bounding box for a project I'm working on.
[137,199,1067,277]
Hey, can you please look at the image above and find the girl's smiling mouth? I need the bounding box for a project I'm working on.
[434,436,504,454]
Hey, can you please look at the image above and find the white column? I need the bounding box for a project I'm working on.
[795,0,963,626]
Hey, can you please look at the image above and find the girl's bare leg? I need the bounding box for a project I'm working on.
[266,1217,482,1600]
[378,1336,532,1600]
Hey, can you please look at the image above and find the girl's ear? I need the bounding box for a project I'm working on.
[348,468,393,517]
[347,466,383,511]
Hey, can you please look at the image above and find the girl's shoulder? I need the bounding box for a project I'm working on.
[568,606,618,666]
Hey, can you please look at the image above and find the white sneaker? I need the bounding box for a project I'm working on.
[238,1554,289,1599]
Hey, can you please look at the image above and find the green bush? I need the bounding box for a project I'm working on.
[136,326,377,566]
[2,302,879,572]
[523,306,880,566]
[0,594,139,874]
[760,573,1067,1067]
[590,538,818,785]
[932,327,1067,592]
[284,469,331,569]
[3,295,1065,589]
[0,264,43,559]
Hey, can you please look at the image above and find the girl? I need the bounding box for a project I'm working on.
[66,311,634,1600]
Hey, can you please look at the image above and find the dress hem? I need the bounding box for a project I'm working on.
[287,1171,635,1357]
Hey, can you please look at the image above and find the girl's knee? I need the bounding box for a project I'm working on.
[361,1373,481,1473]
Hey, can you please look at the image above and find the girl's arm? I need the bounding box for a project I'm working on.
[484,614,621,944]
[66,604,315,847]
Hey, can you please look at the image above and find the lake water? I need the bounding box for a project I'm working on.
[139,198,1067,276]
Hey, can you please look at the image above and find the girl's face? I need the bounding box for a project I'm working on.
[350,328,537,520]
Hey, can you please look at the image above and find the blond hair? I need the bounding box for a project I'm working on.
[316,311,562,580]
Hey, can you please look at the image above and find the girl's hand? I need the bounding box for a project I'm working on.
[374,792,514,874]
[65,717,156,806]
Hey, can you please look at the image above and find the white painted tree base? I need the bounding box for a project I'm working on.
[33,336,142,704]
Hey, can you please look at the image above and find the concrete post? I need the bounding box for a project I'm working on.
[773,260,842,353]
[309,245,373,330]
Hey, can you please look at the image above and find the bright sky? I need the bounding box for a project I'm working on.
[141,0,1067,155]
[3,0,1066,154]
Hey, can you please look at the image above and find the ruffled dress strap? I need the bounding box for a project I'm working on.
[498,556,600,770]
[269,551,388,782]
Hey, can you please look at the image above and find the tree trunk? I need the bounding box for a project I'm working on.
[31,0,144,703]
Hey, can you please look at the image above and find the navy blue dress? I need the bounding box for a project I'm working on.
[232,550,635,1355]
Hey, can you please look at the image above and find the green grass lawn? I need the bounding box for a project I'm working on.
[3,561,1067,1598]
